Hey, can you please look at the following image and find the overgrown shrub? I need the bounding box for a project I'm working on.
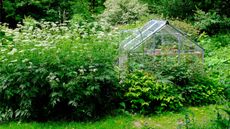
[100,0,148,25]
[1,0,105,27]
[160,0,195,19]
[0,19,119,121]
[198,33,230,99]
[141,0,229,20]
[170,20,199,38]
[121,70,183,113]
[215,103,230,129]
[194,9,230,34]
[124,55,225,111]
[151,58,225,105]
[133,56,204,86]
[181,78,224,106]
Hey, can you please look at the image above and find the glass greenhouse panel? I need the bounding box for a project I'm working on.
[120,20,166,51]
[119,20,204,71]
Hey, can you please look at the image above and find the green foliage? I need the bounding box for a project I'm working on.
[1,105,228,129]
[0,19,120,121]
[121,68,224,113]
[0,30,12,45]
[0,0,105,27]
[154,58,203,86]
[1,0,229,28]
[199,33,230,99]
[125,53,225,111]
[100,0,148,25]
[139,0,162,14]
[1,0,60,27]
[153,59,224,106]
[170,20,199,38]
[150,56,223,105]
[189,103,230,129]
[199,33,230,50]
[121,70,183,113]
[194,9,230,34]
[205,46,230,86]
[177,112,195,129]
[140,0,230,22]
[129,55,203,86]
[181,78,224,106]
[215,104,230,129]
[141,0,204,19]
[160,0,195,19]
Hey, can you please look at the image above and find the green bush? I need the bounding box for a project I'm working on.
[215,103,230,129]
[100,0,148,25]
[160,0,195,19]
[0,20,119,121]
[181,79,224,106]
[170,20,199,38]
[121,70,183,113]
[133,56,204,86]
[194,9,230,34]
[153,59,225,105]
[139,0,161,13]
[198,33,230,51]
[205,47,230,87]
[199,33,229,100]
[125,55,225,110]
[1,0,105,27]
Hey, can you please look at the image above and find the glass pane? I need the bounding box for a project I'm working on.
[121,20,166,51]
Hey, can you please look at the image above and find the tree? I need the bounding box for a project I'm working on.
[0,0,105,28]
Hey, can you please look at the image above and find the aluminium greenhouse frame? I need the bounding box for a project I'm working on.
[119,20,204,70]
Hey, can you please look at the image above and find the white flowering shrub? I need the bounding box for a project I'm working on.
[0,18,121,121]
[100,0,148,25]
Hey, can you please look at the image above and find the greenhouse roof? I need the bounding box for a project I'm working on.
[120,20,168,51]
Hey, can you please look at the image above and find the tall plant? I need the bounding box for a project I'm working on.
[0,19,120,121]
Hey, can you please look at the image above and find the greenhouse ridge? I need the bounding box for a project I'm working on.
[119,20,204,68]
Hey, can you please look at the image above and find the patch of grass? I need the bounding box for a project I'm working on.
[0,105,224,129]
[133,105,220,129]
[0,115,134,129]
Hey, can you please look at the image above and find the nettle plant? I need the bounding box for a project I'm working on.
[0,18,121,121]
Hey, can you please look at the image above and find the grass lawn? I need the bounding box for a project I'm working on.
[0,105,225,129]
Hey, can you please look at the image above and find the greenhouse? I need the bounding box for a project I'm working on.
[119,20,204,71]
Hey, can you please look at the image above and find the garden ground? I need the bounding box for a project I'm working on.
[0,104,225,129]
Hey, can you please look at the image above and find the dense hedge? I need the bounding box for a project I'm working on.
[0,20,119,121]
